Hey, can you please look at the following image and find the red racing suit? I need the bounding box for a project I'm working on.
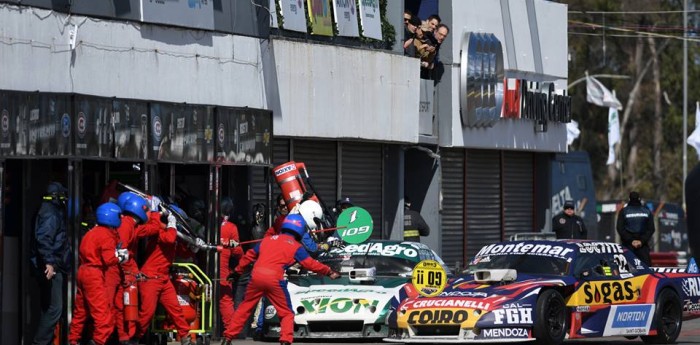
[223,233,334,343]
[263,214,285,237]
[114,212,162,341]
[135,224,191,340]
[219,217,243,331]
[68,225,120,345]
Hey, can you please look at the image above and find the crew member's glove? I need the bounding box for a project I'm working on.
[166,213,177,229]
[227,271,241,284]
[195,238,206,248]
[328,270,341,279]
[327,237,345,249]
[148,196,162,212]
[115,249,129,264]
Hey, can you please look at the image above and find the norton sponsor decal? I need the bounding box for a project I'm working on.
[300,297,379,314]
[407,308,469,324]
[603,304,655,336]
[475,243,574,258]
[407,298,490,310]
[477,328,529,339]
[570,277,645,305]
[492,308,533,325]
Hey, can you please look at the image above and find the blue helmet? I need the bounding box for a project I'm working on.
[117,192,137,210]
[281,214,307,239]
[96,202,122,228]
[121,194,148,223]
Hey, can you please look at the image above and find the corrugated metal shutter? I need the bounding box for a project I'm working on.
[292,139,338,212]
[341,142,383,239]
[250,166,269,207]
[440,148,465,267]
[502,151,534,239]
[465,149,501,258]
[272,138,290,166]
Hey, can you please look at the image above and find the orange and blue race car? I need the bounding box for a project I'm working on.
[384,239,700,344]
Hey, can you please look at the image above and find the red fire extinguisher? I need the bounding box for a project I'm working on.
[123,283,139,321]
[273,161,319,210]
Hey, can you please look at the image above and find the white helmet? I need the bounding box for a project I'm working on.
[297,200,324,230]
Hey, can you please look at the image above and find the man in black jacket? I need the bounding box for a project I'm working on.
[552,200,587,239]
[403,197,430,242]
[616,191,655,266]
[30,182,72,345]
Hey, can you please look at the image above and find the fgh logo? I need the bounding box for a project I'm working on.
[459,32,504,128]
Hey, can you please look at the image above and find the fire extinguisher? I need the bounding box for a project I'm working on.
[273,161,319,210]
[123,283,139,321]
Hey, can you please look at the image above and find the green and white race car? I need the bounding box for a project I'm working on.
[259,240,450,340]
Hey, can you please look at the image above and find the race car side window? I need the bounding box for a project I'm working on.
[574,253,621,279]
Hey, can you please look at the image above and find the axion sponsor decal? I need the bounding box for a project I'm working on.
[476,327,529,339]
[576,242,625,254]
[492,308,533,325]
[299,297,379,314]
[603,304,655,336]
[407,309,469,324]
[475,243,574,258]
[333,243,418,258]
[407,298,490,310]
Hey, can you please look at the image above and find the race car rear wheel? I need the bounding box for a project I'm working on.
[641,288,682,344]
[532,289,566,345]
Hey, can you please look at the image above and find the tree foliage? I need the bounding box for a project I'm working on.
[565,0,700,203]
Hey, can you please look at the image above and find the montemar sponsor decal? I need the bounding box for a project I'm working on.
[475,242,574,258]
[407,308,469,324]
[569,276,645,305]
[299,297,379,314]
[406,298,490,310]
[477,327,529,339]
[333,243,419,258]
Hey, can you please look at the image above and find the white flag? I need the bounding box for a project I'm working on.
[586,76,623,110]
[688,102,700,158]
[566,120,580,146]
[607,106,620,165]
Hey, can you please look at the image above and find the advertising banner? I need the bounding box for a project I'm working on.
[307,0,333,36]
[216,107,271,165]
[358,0,382,40]
[180,105,215,163]
[332,0,359,37]
[0,91,16,156]
[279,0,308,33]
[150,102,179,162]
[655,202,688,252]
[75,96,112,158]
[19,93,72,157]
[270,0,279,28]
[113,99,149,160]
[141,0,215,31]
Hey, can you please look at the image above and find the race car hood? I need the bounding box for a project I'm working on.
[395,274,572,330]
[286,277,409,324]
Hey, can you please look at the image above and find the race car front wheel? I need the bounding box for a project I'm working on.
[641,288,682,344]
[532,289,567,345]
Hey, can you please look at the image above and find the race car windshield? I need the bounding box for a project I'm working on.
[319,255,415,276]
[470,254,570,276]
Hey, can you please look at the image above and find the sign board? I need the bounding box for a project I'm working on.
[459,32,504,128]
[332,0,359,37]
[307,0,333,36]
[141,0,215,31]
[113,99,149,160]
[279,0,308,33]
[358,0,381,40]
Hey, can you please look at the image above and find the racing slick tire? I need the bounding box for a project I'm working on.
[532,289,567,345]
[641,288,682,344]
